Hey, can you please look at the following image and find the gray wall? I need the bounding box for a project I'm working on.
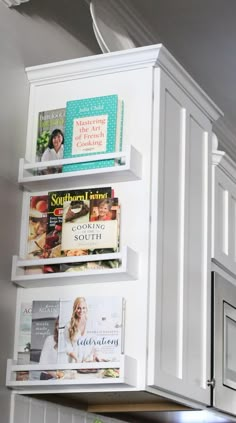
[0,2,99,421]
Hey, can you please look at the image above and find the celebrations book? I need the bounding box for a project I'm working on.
[61,197,120,256]
[57,296,125,366]
[62,95,124,172]
[45,187,113,258]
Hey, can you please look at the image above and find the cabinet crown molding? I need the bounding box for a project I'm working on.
[25,44,222,123]
[213,118,236,164]
[212,149,236,185]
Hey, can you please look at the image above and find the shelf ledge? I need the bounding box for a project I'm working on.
[11,246,139,288]
[19,146,142,191]
[6,355,138,391]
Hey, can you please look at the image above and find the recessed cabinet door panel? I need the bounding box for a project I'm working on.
[214,272,236,415]
[224,303,236,389]
[212,161,236,276]
[148,68,212,405]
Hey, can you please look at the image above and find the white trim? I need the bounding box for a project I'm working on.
[25,45,222,123]
[212,150,236,185]
[213,118,236,163]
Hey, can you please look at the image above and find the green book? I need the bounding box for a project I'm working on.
[62,95,124,172]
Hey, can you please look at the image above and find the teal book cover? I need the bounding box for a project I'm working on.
[62,95,124,172]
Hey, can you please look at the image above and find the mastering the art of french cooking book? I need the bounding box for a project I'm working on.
[62,94,124,172]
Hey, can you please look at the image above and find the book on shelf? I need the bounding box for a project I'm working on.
[45,187,113,259]
[15,296,124,383]
[15,367,120,382]
[58,296,125,371]
[60,256,121,273]
[61,197,120,257]
[26,195,48,259]
[62,94,124,172]
[29,300,60,380]
[16,371,30,381]
[35,107,66,174]
[17,302,32,365]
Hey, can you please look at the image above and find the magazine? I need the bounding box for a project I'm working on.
[26,195,48,259]
[45,187,113,258]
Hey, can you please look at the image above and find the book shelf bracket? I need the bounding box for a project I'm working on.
[6,355,138,389]
[18,146,142,189]
[11,247,138,286]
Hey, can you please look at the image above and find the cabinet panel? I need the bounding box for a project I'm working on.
[148,69,212,405]
[212,152,236,276]
[213,271,236,415]
[159,88,184,378]
[29,398,45,423]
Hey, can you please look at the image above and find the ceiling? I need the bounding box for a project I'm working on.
[132,0,236,127]
[89,0,236,156]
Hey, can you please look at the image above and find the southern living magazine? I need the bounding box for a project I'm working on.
[17,302,32,365]
[61,197,120,256]
[45,187,113,258]
[29,300,60,380]
[57,296,125,368]
[62,94,124,172]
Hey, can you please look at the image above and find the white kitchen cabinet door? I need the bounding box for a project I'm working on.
[213,271,236,416]
[212,151,236,277]
[147,67,216,405]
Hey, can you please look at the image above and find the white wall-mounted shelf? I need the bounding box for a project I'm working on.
[11,247,138,288]
[6,355,138,394]
[18,146,142,191]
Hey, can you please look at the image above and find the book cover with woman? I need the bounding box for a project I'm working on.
[57,296,125,365]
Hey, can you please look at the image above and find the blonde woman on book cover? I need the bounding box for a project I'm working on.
[61,297,98,363]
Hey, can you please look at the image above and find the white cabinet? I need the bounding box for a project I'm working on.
[212,150,236,276]
[7,45,222,407]
[147,57,221,404]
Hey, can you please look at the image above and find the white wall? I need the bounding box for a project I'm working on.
[0,2,98,421]
[11,394,125,423]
